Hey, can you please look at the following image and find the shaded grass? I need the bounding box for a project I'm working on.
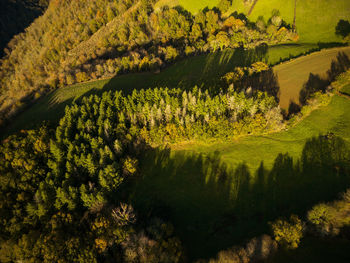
[1,43,318,138]
[130,95,350,260]
[267,237,350,263]
[341,83,350,96]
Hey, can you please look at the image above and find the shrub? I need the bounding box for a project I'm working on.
[271,215,303,249]
[307,203,334,236]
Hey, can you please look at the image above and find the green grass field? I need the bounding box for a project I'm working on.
[1,43,319,138]
[157,0,350,43]
[131,93,350,260]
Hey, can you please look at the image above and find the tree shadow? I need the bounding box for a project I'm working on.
[287,100,301,118]
[129,135,350,261]
[237,68,280,100]
[101,44,269,95]
[299,52,350,105]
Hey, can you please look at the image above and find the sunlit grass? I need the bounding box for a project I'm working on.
[177,95,350,172]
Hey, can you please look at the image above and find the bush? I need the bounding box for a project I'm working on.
[271,215,304,249]
[307,203,334,236]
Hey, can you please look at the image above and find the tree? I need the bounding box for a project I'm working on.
[335,19,350,38]
[271,215,303,249]
[205,10,220,35]
[218,0,231,13]
[190,23,203,42]
[215,31,230,50]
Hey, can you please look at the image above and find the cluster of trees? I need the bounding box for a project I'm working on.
[0,0,297,127]
[59,87,283,145]
[1,81,349,261]
[0,0,141,124]
[197,235,277,263]
[221,61,280,98]
[0,119,182,262]
[336,19,350,43]
[70,7,297,84]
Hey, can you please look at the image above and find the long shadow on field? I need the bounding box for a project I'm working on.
[87,45,269,100]
[236,68,280,101]
[299,52,350,105]
[129,135,350,261]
